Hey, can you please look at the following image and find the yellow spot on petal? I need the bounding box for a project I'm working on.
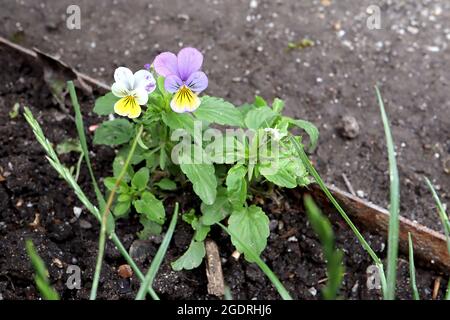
[114,96,142,119]
[170,86,201,113]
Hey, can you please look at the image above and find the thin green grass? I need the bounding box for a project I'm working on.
[26,240,60,300]
[67,81,106,208]
[218,222,293,300]
[304,194,344,300]
[90,125,143,300]
[376,86,400,300]
[424,177,450,253]
[290,136,386,289]
[136,203,179,300]
[24,107,159,300]
[407,233,420,300]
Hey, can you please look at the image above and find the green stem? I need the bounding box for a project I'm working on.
[90,125,144,300]
[136,203,179,300]
[290,137,386,280]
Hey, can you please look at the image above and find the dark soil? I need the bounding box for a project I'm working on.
[0,42,448,300]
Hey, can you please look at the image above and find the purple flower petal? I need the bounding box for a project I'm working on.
[185,71,208,93]
[153,52,179,77]
[164,74,183,93]
[177,47,203,81]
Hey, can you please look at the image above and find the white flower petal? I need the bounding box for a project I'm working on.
[111,82,129,97]
[114,67,135,90]
[133,87,149,105]
[134,69,155,92]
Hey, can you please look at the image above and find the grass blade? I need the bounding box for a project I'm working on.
[376,86,400,300]
[290,137,386,283]
[136,203,179,300]
[26,240,60,300]
[407,233,420,300]
[304,194,344,300]
[67,81,106,208]
[217,222,293,300]
[24,107,159,300]
[424,177,450,253]
[90,125,144,300]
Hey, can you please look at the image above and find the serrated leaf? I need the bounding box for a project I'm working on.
[155,178,177,191]
[285,117,319,151]
[259,159,298,188]
[200,188,232,225]
[93,93,119,116]
[131,167,149,191]
[171,240,206,271]
[133,191,165,224]
[93,119,133,146]
[245,106,277,129]
[103,177,128,193]
[228,205,270,262]
[162,111,195,137]
[194,96,244,127]
[226,164,248,207]
[179,152,217,205]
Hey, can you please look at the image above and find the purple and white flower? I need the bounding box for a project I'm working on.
[111,67,156,119]
[153,47,208,113]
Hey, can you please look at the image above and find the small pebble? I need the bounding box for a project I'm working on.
[339,115,360,139]
[117,264,133,279]
[73,206,82,218]
[308,287,317,296]
[356,190,365,198]
[79,219,92,229]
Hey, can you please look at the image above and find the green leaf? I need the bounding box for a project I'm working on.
[113,154,134,182]
[259,158,299,188]
[118,194,131,202]
[162,111,195,136]
[182,209,211,242]
[155,178,177,191]
[56,138,82,155]
[179,153,217,205]
[226,164,248,207]
[171,240,206,271]
[285,117,319,151]
[93,119,134,146]
[93,92,119,116]
[103,177,128,193]
[200,189,233,225]
[138,215,163,238]
[254,95,267,107]
[272,98,285,114]
[194,96,244,127]
[133,191,165,225]
[205,136,246,164]
[304,195,344,300]
[113,201,130,218]
[131,167,149,191]
[25,240,60,300]
[228,205,270,262]
[244,106,277,129]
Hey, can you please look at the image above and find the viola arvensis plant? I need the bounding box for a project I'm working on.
[86,46,318,271]
[112,67,156,118]
[153,47,208,113]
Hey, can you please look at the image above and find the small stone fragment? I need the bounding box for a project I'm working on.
[118,264,133,279]
[339,115,360,139]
